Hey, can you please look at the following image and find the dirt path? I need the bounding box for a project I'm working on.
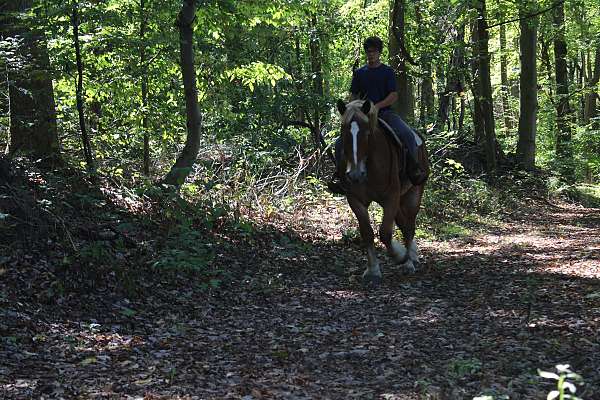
[1,200,599,399]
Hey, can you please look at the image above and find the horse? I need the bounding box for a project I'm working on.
[335,99,429,285]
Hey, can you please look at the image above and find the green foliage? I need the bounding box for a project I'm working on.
[423,159,502,222]
[539,365,584,400]
[79,241,114,266]
[448,357,482,379]
[1,0,599,187]
[153,226,215,273]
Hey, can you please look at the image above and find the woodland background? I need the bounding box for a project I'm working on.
[1,0,600,399]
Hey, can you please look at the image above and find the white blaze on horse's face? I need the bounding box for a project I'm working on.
[344,118,368,183]
[351,121,359,166]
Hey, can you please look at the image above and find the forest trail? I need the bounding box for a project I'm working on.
[1,198,599,399]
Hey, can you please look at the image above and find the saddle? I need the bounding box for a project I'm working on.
[377,118,423,148]
[377,118,425,183]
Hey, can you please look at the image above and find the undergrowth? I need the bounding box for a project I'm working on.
[0,148,596,301]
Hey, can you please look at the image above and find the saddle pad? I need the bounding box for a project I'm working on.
[378,118,423,147]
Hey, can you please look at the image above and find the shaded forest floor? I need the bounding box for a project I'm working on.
[1,162,600,399]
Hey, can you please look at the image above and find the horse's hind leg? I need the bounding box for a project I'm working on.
[348,197,381,285]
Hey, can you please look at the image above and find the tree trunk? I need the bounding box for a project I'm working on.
[140,0,150,176]
[162,0,202,187]
[472,0,497,171]
[470,21,485,146]
[414,1,434,126]
[553,2,574,178]
[436,63,449,130]
[389,0,414,122]
[420,68,435,126]
[438,25,465,132]
[584,47,600,126]
[516,6,538,170]
[308,14,325,150]
[293,31,305,122]
[2,0,60,162]
[499,22,512,132]
[72,0,94,173]
[540,35,556,103]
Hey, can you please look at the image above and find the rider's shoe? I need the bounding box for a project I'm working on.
[406,154,428,186]
[326,174,347,195]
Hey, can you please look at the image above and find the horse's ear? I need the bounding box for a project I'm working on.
[336,99,346,115]
[361,100,371,115]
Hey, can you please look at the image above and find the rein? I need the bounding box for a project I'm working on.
[382,125,398,194]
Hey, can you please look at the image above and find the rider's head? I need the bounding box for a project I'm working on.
[363,36,383,66]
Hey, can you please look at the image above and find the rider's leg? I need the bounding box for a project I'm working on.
[379,110,418,157]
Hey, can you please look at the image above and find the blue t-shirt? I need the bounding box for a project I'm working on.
[350,64,397,111]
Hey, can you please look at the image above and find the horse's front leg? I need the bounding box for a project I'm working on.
[347,197,381,285]
[380,198,415,274]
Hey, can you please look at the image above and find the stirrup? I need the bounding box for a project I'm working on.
[326,178,347,195]
[408,168,428,186]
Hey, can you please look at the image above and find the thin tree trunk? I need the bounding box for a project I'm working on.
[389,0,414,121]
[552,2,574,178]
[516,6,538,170]
[72,0,94,173]
[584,47,600,126]
[438,25,465,131]
[3,61,10,155]
[470,21,484,146]
[472,0,497,171]
[3,0,60,162]
[420,69,434,126]
[415,0,434,126]
[293,31,305,122]
[308,14,324,148]
[459,96,465,132]
[499,22,512,132]
[540,35,556,103]
[140,0,150,176]
[162,0,202,187]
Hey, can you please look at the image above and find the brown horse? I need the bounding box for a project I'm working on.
[336,99,429,284]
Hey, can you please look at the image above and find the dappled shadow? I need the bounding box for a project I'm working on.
[2,171,600,398]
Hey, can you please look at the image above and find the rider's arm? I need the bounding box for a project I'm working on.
[375,67,398,109]
[375,91,398,110]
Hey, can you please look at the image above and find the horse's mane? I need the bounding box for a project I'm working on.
[342,100,379,135]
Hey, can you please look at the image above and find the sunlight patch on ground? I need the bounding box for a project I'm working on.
[419,219,600,278]
[325,290,362,299]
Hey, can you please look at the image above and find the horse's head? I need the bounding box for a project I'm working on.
[336,99,378,184]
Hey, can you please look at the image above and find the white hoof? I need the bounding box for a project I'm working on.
[402,260,416,274]
[391,240,407,264]
[362,270,382,286]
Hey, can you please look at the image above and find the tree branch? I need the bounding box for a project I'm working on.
[283,120,335,164]
[487,0,565,30]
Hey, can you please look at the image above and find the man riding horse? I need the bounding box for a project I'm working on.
[329,36,430,284]
[328,36,427,194]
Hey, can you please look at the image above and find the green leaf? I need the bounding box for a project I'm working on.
[563,381,577,393]
[547,391,559,400]
[538,370,560,380]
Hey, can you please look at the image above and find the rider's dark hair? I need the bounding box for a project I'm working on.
[363,36,383,53]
